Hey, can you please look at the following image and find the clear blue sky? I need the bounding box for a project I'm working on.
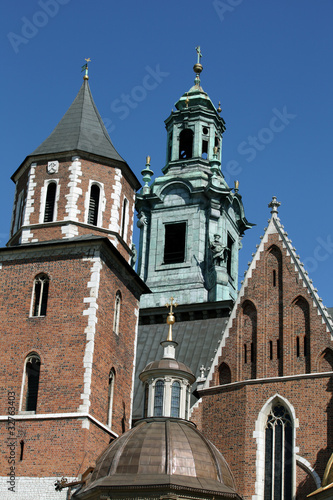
[1,0,333,305]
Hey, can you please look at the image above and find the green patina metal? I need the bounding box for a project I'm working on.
[136,52,253,308]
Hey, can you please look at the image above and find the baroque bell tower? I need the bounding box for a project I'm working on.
[136,48,252,308]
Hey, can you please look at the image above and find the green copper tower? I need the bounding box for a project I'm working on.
[136,48,252,308]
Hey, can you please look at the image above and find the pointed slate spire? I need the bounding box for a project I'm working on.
[31,80,126,164]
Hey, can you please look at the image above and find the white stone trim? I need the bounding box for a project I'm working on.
[12,189,24,236]
[0,476,76,500]
[61,223,79,238]
[296,455,321,489]
[252,394,298,500]
[21,163,37,243]
[109,167,122,234]
[79,254,102,417]
[64,156,82,222]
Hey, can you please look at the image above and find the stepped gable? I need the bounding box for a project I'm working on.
[205,197,333,387]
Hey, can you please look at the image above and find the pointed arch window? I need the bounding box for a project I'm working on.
[88,184,100,226]
[154,380,164,417]
[107,368,115,427]
[171,381,181,418]
[22,354,41,412]
[44,182,57,222]
[31,274,49,317]
[264,403,293,500]
[113,291,121,335]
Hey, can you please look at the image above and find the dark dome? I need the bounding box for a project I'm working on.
[76,418,239,499]
[141,357,196,381]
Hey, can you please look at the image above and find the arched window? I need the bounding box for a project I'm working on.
[264,404,293,500]
[154,380,164,417]
[44,182,57,222]
[31,274,49,317]
[143,383,149,418]
[171,381,181,418]
[179,129,193,159]
[107,369,115,427]
[113,291,121,335]
[23,354,41,412]
[218,363,231,385]
[88,184,100,226]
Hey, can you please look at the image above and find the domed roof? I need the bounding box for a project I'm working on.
[141,357,196,380]
[76,418,239,499]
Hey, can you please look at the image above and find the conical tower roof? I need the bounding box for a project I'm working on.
[31,79,126,164]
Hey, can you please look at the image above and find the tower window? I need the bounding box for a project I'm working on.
[107,369,115,427]
[227,234,234,276]
[296,336,300,357]
[171,381,181,418]
[143,383,149,418]
[154,380,164,417]
[264,404,293,500]
[24,354,41,412]
[44,182,57,223]
[164,222,186,264]
[88,184,100,226]
[167,132,173,162]
[202,139,208,159]
[179,129,193,159]
[121,198,128,240]
[269,341,273,360]
[31,274,49,317]
[273,269,276,287]
[244,344,247,364]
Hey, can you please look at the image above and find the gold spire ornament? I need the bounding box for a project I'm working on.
[165,297,178,342]
[81,58,91,80]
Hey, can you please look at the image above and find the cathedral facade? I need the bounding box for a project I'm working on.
[0,55,332,500]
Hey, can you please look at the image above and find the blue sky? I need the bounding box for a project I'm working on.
[1,0,333,304]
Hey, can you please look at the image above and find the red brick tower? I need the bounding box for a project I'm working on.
[0,67,148,499]
[193,197,333,500]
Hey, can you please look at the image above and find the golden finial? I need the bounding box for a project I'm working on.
[146,155,151,166]
[81,58,91,81]
[165,297,178,342]
[234,180,239,192]
[217,101,222,114]
[193,46,203,86]
[185,93,189,108]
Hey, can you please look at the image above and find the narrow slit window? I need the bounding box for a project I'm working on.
[113,291,121,335]
[32,274,49,317]
[296,336,300,357]
[121,199,128,239]
[20,440,24,461]
[269,341,273,360]
[244,344,247,364]
[88,185,100,226]
[273,269,276,287]
[143,383,149,418]
[227,234,234,277]
[251,342,254,363]
[44,183,56,223]
[107,369,115,427]
[304,336,307,357]
[277,339,280,359]
[164,222,186,264]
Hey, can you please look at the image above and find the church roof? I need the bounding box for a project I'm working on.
[76,418,239,498]
[30,80,126,164]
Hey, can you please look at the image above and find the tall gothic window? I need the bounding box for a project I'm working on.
[264,404,293,500]
[154,380,164,417]
[31,274,49,317]
[88,184,100,226]
[23,354,41,412]
[44,182,57,222]
[171,381,181,418]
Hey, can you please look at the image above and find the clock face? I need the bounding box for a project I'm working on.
[47,160,59,174]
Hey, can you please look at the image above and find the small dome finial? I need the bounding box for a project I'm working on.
[268,196,281,215]
[81,58,91,81]
[193,46,203,86]
[165,297,178,342]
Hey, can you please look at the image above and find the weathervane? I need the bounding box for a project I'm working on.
[81,58,91,80]
[195,46,202,64]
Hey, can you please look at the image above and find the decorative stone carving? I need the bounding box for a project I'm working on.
[47,160,59,174]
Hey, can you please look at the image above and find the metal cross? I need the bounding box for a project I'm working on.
[165,297,178,314]
[195,46,202,64]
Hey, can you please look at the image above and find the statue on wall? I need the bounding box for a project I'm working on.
[210,234,227,266]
